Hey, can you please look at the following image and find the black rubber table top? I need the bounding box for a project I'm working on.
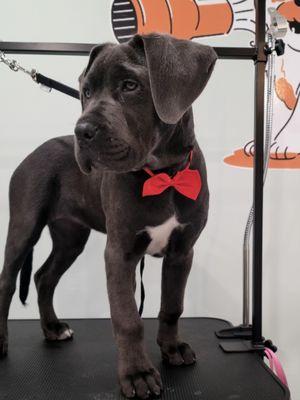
[0,318,290,400]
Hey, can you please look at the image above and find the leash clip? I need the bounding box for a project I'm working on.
[0,50,38,80]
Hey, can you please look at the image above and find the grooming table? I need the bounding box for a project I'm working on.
[0,318,290,399]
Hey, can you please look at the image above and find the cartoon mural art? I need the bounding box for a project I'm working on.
[111,0,300,169]
[111,0,255,41]
[225,0,300,168]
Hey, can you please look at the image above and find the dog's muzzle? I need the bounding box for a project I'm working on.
[74,121,133,173]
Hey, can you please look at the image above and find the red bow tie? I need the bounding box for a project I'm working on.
[142,152,202,201]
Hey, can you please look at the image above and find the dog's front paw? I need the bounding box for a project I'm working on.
[159,340,196,366]
[118,355,163,399]
[0,335,8,358]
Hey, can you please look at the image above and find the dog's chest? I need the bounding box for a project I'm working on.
[145,215,181,256]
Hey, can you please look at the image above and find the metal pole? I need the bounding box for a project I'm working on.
[0,42,256,59]
[252,0,267,345]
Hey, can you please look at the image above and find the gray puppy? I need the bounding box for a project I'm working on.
[0,34,217,398]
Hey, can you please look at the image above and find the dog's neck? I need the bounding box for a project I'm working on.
[144,108,195,173]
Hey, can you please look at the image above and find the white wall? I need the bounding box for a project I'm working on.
[1,0,299,397]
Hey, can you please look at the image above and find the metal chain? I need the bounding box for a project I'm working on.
[0,50,37,80]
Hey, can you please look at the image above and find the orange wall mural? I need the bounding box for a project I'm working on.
[122,0,233,39]
[111,0,255,41]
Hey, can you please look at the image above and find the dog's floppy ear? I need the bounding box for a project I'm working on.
[130,34,217,124]
[78,44,108,84]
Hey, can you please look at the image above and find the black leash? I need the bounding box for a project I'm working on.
[35,72,80,100]
[0,50,80,100]
[35,73,80,99]
[138,256,145,316]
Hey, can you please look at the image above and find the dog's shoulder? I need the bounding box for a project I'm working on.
[40,135,75,153]
[13,135,78,179]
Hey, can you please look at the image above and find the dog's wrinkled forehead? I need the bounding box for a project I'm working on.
[83,43,147,87]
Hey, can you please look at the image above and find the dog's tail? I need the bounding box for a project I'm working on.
[19,249,34,305]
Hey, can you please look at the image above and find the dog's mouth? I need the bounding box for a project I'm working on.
[74,137,135,174]
[74,138,94,174]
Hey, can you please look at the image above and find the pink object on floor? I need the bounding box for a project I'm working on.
[264,348,288,387]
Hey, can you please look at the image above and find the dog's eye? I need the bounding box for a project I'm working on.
[121,80,138,92]
[83,87,91,98]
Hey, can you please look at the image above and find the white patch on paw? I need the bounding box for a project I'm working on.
[57,328,74,341]
[145,215,181,256]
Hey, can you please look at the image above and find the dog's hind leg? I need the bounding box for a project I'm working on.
[0,213,45,357]
[0,157,51,357]
[157,248,197,366]
[34,219,90,341]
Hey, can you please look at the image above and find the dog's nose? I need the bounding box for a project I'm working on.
[75,122,97,141]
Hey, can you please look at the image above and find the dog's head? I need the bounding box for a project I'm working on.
[74,33,217,174]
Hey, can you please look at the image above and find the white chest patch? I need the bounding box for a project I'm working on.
[145,215,181,256]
